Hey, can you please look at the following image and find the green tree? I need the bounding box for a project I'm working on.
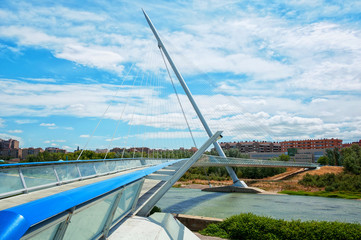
[325,147,341,166]
[317,156,329,165]
[342,144,361,175]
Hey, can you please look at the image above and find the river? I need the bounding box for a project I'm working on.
[157,188,361,223]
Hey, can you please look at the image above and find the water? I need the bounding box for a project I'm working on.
[157,188,361,223]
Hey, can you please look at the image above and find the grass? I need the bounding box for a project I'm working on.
[279,190,361,199]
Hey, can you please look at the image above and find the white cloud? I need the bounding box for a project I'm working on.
[20,77,56,83]
[80,134,90,138]
[44,140,66,144]
[0,119,4,128]
[0,133,22,143]
[8,130,23,133]
[1,1,361,146]
[15,119,37,124]
[40,123,56,127]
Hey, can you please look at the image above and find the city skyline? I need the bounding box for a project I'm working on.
[1,1,361,151]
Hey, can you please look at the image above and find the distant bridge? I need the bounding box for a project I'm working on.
[194,155,319,169]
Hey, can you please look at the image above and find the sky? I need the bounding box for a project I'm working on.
[1,0,361,152]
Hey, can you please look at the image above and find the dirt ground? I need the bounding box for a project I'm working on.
[176,166,344,193]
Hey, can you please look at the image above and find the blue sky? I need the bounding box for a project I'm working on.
[1,0,361,151]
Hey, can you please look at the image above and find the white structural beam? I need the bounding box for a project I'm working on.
[142,9,245,187]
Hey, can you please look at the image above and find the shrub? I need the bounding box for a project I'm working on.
[200,213,361,240]
[299,173,361,192]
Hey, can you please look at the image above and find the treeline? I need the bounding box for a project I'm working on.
[299,144,361,193]
[23,149,195,163]
[317,144,361,167]
[200,213,361,240]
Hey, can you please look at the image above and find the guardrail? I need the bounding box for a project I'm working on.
[0,159,183,240]
[0,158,174,199]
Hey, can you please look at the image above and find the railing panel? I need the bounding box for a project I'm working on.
[94,162,109,175]
[105,161,117,172]
[21,167,58,188]
[54,164,80,182]
[0,169,24,194]
[112,180,142,223]
[26,221,62,240]
[77,163,96,177]
[62,193,118,240]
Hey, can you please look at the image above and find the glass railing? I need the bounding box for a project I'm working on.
[0,159,184,240]
[0,158,174,199]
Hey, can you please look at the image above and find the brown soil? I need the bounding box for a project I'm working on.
[176,166,344,193]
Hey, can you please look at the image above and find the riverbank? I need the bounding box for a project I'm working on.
[174,166,361,199]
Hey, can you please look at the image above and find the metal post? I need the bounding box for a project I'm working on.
[142,9,245,187]
[18,167,28,193]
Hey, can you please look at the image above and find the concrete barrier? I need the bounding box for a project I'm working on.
[172,214,223,231]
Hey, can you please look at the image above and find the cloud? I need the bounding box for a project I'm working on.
[40,123,56,127]
[134,131,206,140]
[8,130,23,133]
[1,1,361,146]
[44,140,66,144]
[80,134,90,138]
[0,119,4,128]
[0,133,22,143]
[40,123,57,129]
[20,77,56,83]
[15,119,37,124]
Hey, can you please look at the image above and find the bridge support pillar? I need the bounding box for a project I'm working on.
[143,9,244,187]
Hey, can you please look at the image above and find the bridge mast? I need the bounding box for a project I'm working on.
[142,9,246,187]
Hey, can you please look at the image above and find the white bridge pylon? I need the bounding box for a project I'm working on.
[142,10,246,187]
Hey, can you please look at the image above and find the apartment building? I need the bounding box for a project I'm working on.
[220,141,282,153]
[22,148,44,159]
[281,138,342,152]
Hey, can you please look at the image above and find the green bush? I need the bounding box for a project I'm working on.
[299,173,361,192]
[200,213,361,240]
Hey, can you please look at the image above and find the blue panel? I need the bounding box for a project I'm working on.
[0,211,30,240]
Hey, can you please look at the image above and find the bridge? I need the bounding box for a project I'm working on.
[0,139,318,240]
[0,10,319,240]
